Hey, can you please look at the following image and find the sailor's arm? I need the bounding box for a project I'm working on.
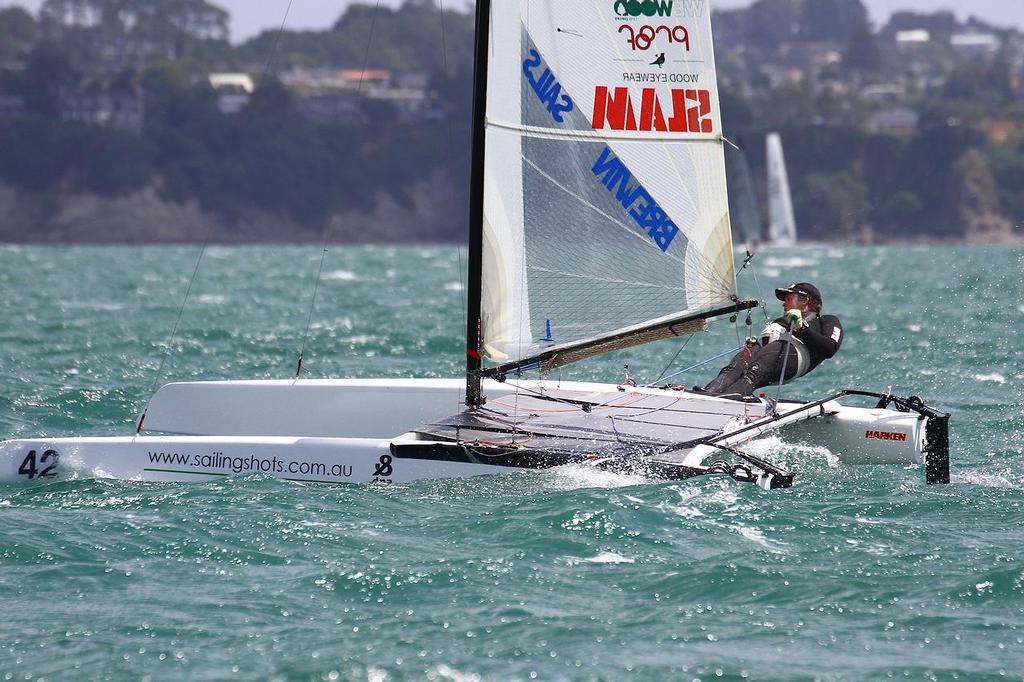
[794,316,843,358]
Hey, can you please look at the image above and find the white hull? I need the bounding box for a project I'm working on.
[0,379,946,486]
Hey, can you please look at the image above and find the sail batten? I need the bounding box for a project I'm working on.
[475,1,737,374]
[488,119,730,143]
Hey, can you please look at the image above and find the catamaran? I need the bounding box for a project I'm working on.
[0,0,949,489]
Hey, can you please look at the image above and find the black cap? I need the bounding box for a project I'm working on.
[775,282,822,305]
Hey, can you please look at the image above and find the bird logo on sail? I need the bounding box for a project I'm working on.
[650,53,666,68]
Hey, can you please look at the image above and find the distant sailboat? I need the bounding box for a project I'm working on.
[765,132,797,247]
[725,141,763,247]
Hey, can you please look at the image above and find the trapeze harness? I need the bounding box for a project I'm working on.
[761,312,843,380]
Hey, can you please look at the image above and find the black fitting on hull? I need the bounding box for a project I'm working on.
[924,413,951,485]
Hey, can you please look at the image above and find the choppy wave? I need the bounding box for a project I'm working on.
[1,244,1022,680]
[324,269,359,281]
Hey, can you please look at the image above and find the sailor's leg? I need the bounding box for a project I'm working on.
[742,342,801,393]
[709,342,800,396]
[703,350,753,394]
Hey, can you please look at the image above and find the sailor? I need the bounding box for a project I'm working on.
[702,282,843,397]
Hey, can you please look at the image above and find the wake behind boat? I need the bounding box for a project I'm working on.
[0,0,950,488]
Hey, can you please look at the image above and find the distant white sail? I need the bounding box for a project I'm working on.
[479,0,739,367]
[726,143,762,245]
[766,132,797,246]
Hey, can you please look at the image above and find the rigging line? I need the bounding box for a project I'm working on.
[137,240,209,433]
[293,0,382,378]
[608,392,688,420]
[774,317,796,407]
[295,232,331,378]
[488,391,649,415]
[650,334,693,385]
[745,251,771,325]
[503,380,635,413]
[437,0,459,176]
[142,0,300,432]
[260,0,296,83]
[647,345,743,387]
[489,389,739,415]
[355,1,384,96]
[504,393,763,418]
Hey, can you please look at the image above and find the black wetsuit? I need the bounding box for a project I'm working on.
[704,312,844,396]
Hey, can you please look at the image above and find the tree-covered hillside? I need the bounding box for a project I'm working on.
[0,0,1020,243]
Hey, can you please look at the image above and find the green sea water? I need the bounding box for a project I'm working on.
[0,244,1022,681]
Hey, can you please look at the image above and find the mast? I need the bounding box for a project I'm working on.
[464,0,491,408]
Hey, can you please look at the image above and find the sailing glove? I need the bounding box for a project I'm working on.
[786,309,804,330]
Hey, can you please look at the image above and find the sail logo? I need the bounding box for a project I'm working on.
[592,86,713,134]
[523,49,574,124]
[865,430,907,442]
[619,24,690,52]
[674,0,706,18]
[614,0,673,18]
[623,72,700,84]
[592,147,679,251]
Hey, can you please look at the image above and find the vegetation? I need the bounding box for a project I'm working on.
[0,0,1020,243]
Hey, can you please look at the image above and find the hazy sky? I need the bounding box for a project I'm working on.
[5,0,1023,42]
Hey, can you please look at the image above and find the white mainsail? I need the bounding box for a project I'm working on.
[478,0,739,369]
[766,132,797,246]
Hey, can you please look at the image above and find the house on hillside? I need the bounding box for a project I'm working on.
[865,107,919,134]
[895,29,931,46]
[208,73,253,115]
[950,32,1001,57]
[982,118,1024,144]
[62,81,144,133]
[279,67,435,125]
[0,62,25,117]
[295,91,365,125]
